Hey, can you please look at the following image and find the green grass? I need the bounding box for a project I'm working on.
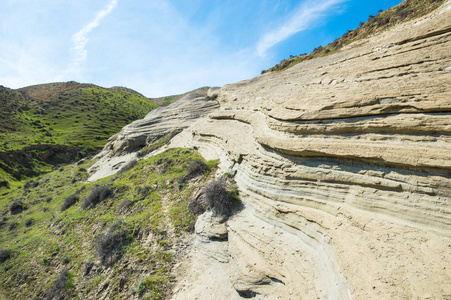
[0,148,217,299]
[0,85,158,151]
[0,82,159,183]
[262,0,446,73]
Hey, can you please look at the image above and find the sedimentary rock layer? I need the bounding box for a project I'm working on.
[171,3,451,299]
[87,92,218,181]
[92,2,451,299]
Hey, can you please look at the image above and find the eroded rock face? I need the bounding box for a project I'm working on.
[87,92,219,181]
[170,3,451,299]
[93,2,451,299]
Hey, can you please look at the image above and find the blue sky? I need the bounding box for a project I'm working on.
[0,0,403,97]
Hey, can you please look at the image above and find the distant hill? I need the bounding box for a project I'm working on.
[0,81,158,181]
[262,0,446,73]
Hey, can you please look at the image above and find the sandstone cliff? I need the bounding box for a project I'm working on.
[90,2,451,299]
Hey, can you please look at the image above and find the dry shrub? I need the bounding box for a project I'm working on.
[61,194,79,211]
[95,221,129,264]
[81,185,113,209]
[182,159,208,182]
[44,269,72,300]
[118,159,137,174]
[189,178,240,218]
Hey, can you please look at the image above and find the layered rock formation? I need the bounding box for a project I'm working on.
[90,2,451,299]
[87,92,218,181]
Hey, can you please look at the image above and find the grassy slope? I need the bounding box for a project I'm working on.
[0,82,158,151]
[0,148,218,300]
[262,0,446,73]
[0,82,159,182]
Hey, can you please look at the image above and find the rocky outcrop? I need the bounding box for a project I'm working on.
[91,2,451,299]
[87,92,218,181]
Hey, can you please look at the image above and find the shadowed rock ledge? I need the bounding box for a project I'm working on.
[90,2,451,299]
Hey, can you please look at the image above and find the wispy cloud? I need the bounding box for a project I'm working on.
[57,0,118,80]
[0,0,350,96]
[256,0,345,56]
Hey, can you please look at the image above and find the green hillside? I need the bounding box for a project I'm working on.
[0,148,224,299]
[0,81,158,181]
[0,82,158,151]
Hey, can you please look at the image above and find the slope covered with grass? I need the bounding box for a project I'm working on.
[0,148,219,300]
[0,82,158,151]
[262,0,446,73]
[0,81,159,182]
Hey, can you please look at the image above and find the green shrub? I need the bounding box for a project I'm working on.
[25,218,34,227]
[0,217,7,228]
[134,273,167,298]
[8,221,18,231]
[10,200,26,215]
[206,94,218,101]
[135,279,147,296]
[23,180,39,190]
[0,249,11,263]
[0,180,9,188]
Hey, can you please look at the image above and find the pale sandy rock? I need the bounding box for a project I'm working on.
[170,3,451,299]
[87,92,218,181]
[171,211,241,300]
[195,211,228,240]
[93,2,451,299]
[87,152,137,182]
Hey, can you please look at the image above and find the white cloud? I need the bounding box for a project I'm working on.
[57,0,118,80]
[0,0,347,96]
[256,0,346,56]
[84,0,267,97]
[0,38,60,89]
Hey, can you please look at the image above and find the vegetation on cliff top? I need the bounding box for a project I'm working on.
[262,0,446,74]
[150,87,210,107]
[0,148,218,300]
